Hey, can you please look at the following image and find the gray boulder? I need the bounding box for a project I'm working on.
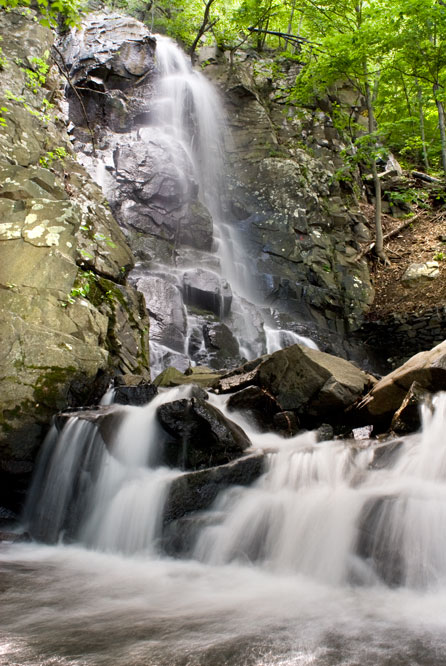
[183,268,232,318]
[214,344,374,427]
[157,397,251,469]
[356,340,446,430]
[163,452,264,524]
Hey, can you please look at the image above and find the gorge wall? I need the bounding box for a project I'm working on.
[0,9,151,510]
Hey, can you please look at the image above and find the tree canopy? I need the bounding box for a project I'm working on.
[98,0,446,177]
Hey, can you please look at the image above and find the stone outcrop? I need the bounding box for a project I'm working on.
[0,11,150,490]
[183,269,232,318]
[157,396,251,469]
[214,344,374,428]
[402,261,440,287]
[355,340,446,430]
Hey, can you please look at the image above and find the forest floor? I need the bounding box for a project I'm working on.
[362,202,446,320]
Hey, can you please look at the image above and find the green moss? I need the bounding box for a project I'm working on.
[33,366,77,406]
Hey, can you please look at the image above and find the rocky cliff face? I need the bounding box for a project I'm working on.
[0,9,375,507]
[0,10,151,502]
[61,14,375,375]
[203,50,374,336]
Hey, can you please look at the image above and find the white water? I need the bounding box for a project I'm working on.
[264,326,319,354]
[3,393,446,665]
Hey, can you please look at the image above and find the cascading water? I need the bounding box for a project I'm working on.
[3,393,446,664]
[87,34,319,379]
[4,25,446,666]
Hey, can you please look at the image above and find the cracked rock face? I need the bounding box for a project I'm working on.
[205,56,375,333]
[0,10,151,468]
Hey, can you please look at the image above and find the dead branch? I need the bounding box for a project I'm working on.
[357,212,424,260]
[52,43,97,156]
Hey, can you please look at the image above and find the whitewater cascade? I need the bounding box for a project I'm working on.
[2,393,446,665]
[22,390,446,590]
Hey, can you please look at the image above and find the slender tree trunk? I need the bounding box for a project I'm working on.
[285,0,297,51]
[415,78,430,171]
[189,0,217,61]
[364,69,387,263]
[433,82,446,175]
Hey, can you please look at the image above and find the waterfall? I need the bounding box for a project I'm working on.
[22,388,446,591]
[24,387,192,553]
[87,34,317,379]
[5,390,446,664]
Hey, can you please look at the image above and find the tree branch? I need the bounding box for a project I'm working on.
[52,43,97,155]
[357,212,423,260]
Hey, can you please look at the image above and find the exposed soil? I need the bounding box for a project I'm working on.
[361,203,446,320]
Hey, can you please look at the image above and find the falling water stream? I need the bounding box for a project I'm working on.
[91,34,317,377]
[2,30,446,666]
[2,393,446,665]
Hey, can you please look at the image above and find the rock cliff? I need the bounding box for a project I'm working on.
[0,9,151,504]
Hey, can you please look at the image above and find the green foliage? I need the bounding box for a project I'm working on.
[24,54,50,93]
[39,146,67,168]
[0,0,85,28]
[0,105,8,127]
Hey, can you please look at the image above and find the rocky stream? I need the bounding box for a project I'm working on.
[1,9,446,666]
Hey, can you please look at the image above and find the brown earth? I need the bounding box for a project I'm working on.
[362,203,446,320]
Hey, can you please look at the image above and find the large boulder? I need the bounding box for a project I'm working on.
[214,344,373,427]
[355,340,446,430]
[202,322,243,369]
[183,268,232,318]
[157,397,251,469]
[163,451,265,524]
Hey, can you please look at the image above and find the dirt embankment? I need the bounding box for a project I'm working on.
[361,202,446,320]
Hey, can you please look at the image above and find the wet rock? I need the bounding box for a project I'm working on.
[370,440,403,470]
[183,268,232,318]
[355,341,446,430]
[154,366,223,388]
[390,382,433,434]
[215,344,373,428]
[113,382,158,406]
[315,423,334,442]
[0,530,31,544]
[227,386,280,431]
[157,397,251,470]
[356,496,404,587]
[112,131,199,238]
[61,13,156,131]
[135,275,187,353]
[273,411,300,437]
[177,200,214,251]
[163,452,265,523]
[202,322,243,369]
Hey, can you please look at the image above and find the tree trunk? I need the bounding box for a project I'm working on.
[416,78,430,171]
[433,82,446,176]
[189,0,217,61]
[285,0,297,51]
[364,70,388,264]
